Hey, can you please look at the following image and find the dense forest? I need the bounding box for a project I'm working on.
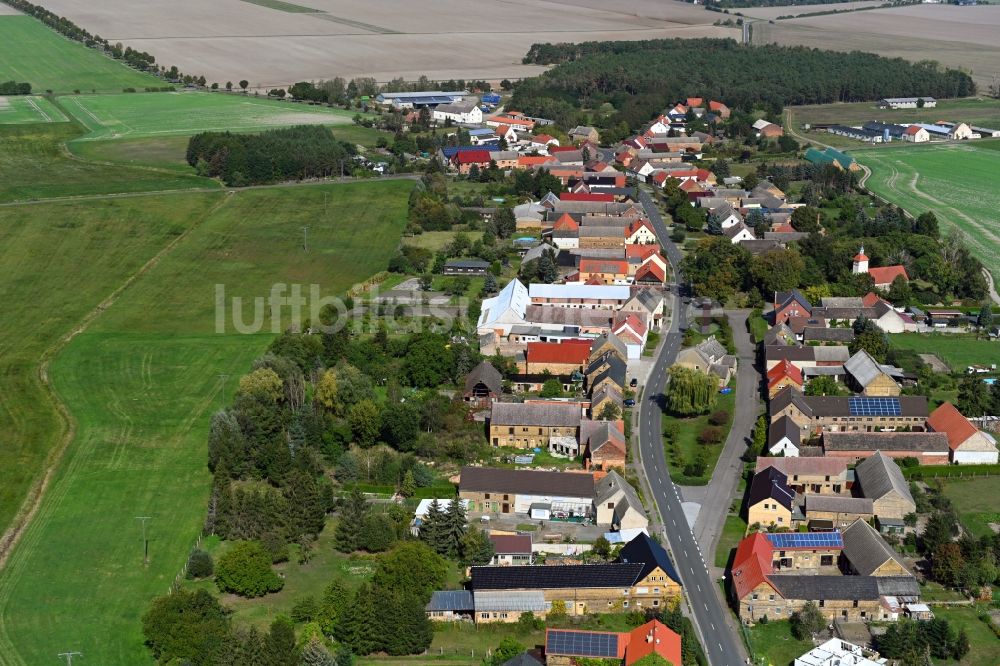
[0,81,31,95]
[186,126,357,186]
[514,38,975,130]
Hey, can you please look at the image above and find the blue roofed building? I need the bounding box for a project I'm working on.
[375,90,468,109]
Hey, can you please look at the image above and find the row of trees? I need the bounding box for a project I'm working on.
[186,126,357,186]
[0,80,31,95]
[514,38,974,130]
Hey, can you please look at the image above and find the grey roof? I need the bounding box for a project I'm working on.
[763,323,796,346]
[842,519,910,576]
[578,226,625,238]
[770,575,880,601]
[765,345,850,363]
[474,590,547,612]
[501,652,544,666]
[524,305,615,328]
[741,240,784,254]
[696,336,728,360]
[824,432,947,453]
[845,349,894,389]
[490,401,581,427]
[471,563,644,590]
[466,361,503,395]
[522,242,558,264]
[427,590,474,612]
[590,383,623,409]
[460,466,594,498]
[812,307,878,320]
[446,258,490,269]
[770,386,812,418]
[804,396,928,418]
[723,221,753,240]
[768,415,802,447]
[805,494,874,515]
[803,327,855,343]
[854,452,915,506]
[876,576,920,597]
[820,297,865,309]
[595,470,643,513]
[435,100,479,114]
[748,467,794,511]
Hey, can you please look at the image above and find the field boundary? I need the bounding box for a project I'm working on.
[0,192,232,574]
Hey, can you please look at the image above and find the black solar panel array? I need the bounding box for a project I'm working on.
[849,397,901,417]
[546,630,619,657]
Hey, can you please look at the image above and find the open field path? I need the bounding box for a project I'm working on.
[0,193,233,575]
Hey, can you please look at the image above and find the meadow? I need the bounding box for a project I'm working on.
[890,334,1000,372]
[62,91,358,141]
[0,95,67,124]
[0,180,412,665]
[0,16,161,94]
[0,124,217,202]
[857,141,1000,281]
[941,477,1000,538]
[788,98,1000,130]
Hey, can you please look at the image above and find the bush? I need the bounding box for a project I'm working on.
[185,549,214,579]
[291,595,319,623]
[261,531,290,563]
[215,541,284,597]
[708,410,729,426]
[698,426,723,445]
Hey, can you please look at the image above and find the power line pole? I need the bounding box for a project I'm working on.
[58,651,82,665]
[302,226,310,252]
[218,373,230,406]
[135,516,151,565]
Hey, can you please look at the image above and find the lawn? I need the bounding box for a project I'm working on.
[0,95,68,124]
[932,606,1000,666]
[890,333,1000,372]
[940,477,1000,538]
[745,619,813,666]
[0,180,413,666]
[0,123,217,202]
[662,380,738,485]
[63,91,360,141]
[857,141,1000,281]
[0,15,161,94]
[715,514,748,568]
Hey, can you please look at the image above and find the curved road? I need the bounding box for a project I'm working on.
[636,189,747,665]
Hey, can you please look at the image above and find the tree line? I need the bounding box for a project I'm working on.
[186,126,357,186]
[513,38,975,130]
[0,81,31,95]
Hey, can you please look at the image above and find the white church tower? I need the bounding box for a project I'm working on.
[852,246,869,275]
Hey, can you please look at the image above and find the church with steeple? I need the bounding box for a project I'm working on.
[851,246,908,291]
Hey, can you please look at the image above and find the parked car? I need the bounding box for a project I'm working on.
[623,398,636,407]
[629,378,638,387]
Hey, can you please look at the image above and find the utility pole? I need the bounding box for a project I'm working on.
[218,373,230,406]
[135,516,152,565]
[58,651,82,665]
[302,226,310,252]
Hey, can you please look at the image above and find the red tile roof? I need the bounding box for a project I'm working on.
[862,292,885,308]
[526,340,591,366]
[868,265,908,286]
[634,262,666,283]
[623,620,682,666]
[533,134,556,144]
[686,97,704,107]
[614,313,647,338]
[552,213,579,231]
[904,125,922,135]
[772,222,796,234]
[927,402,978,451]
[679,180,703,192]
[518,155,555,167]
[626,244,660,260]
[453,150,493,165]
[580,258,629,275]
[709,100,728,112]
[767,359,803,389]
[548,145,578,154]
[628,219,656,237]
[730,533,775,600]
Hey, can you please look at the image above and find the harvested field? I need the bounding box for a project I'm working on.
[30,0,734,86]
[754,4,1000,86]
[0,4,20,15]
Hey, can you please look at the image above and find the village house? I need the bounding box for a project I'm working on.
[755,457,848,495]
[768,415,802,456]
[568,125,600,143]
[612,314,648,360]
[458,466,594,518]
[769,388,929,438]
[451,149,494,174]
[675,336,737,386]
[841,519,910,577]
[582,421,628,471]
[795,638,886,666]
[764,344,850,373]
[821,431,950,465]
[544,619,681,666]
[488,534,534,566]
[746,467,795,528]
[593,470,649,530]
[522,340,591,375]
[853,452,917,521]
[767,359,804,398]
[804,495,874,530]
[487,401,584,449]
[927,401,1000,464]
[590,383,624,420]
[464,533,681,617]
[464,360,503,408]
[844,349,901,396]
[753,118,784,138]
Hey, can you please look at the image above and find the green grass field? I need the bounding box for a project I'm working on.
[746,620,813,666]
[0,180,412,665]
[890,333,1000,371]
[931,606,1000,666]
[714,514,748,568]
[662,381,737,485]
[0,124,217,202]
[858,141,1000,281]
[941,477,1000,538]
[63,91,359,141]
[0,16,161,94]
[0,95,67,124]
[789,98,1000,130]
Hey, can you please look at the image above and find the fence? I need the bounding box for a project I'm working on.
[168,533,205,595]
[904,464,1000,480]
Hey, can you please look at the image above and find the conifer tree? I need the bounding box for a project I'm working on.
[442,499,468,558]
[334,488,368,553]
[418,499,445,552]
[337,584,379,655]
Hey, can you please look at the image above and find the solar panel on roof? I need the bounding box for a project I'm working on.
[849,397,901,417]
[546,631,619,658]
[766,532,843,549]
